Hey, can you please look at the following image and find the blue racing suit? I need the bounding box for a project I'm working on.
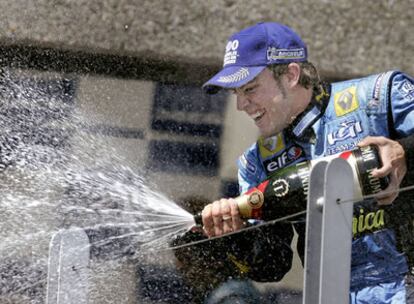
[238,71,414,303]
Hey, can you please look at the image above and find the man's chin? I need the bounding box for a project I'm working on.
[259,127,282,138]
[259,128,282,138]
[261,120,291,137]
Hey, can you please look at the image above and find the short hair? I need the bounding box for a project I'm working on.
[268,61,320,89]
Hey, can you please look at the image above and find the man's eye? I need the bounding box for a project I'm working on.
[245,87,255,93]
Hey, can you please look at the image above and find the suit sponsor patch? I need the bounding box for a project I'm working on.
[263,145,303,174]
[334,86,359,116]
[258,133,285,158]
[327,120,363,145]
[401,79,414,100]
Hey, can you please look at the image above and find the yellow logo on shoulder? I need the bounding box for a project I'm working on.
[334,86,359,116]
[228,253,250,274]
[258,133,284,158]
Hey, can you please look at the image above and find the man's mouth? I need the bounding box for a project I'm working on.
[251,110,265,122]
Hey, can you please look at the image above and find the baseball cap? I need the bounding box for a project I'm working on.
[202,22,307,94]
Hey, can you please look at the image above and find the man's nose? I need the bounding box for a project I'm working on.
[236,94,250,111]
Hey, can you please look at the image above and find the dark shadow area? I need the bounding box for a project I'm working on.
[0,45,219,85]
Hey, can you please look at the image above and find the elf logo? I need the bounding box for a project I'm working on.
[264,146,303,173]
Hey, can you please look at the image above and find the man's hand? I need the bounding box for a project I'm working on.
[358,136,407,205]
[201,198,245,237]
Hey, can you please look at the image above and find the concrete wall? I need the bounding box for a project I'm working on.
[0,0,412,78]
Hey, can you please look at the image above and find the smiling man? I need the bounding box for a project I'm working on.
[196,22,414,303]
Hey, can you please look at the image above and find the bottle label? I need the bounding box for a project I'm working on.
[354,145,388,195]
[260,164,308,221]
[237,181,268,218]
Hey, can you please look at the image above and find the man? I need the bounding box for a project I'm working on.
[198,22,414,303]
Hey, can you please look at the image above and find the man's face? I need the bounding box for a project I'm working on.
[233,68,292,138]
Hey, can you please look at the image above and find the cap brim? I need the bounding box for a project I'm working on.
[202,66,266,95]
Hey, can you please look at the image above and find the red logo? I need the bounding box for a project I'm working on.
[339,150,352,160]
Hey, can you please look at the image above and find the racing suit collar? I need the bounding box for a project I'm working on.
[286,82,331,142]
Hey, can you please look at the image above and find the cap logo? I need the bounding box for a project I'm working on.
[267,47,305,61]
[223,40,239,66]
[217,68,249,84]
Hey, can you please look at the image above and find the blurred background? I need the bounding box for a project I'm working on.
[0,0,413,303]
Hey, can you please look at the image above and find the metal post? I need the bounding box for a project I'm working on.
[46,228,90,304]
[303,160,327,304]
[303,158,354,304]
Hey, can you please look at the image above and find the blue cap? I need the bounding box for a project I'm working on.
[203,22,307,94]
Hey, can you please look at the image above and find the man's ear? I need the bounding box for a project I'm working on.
[285,63,301,88]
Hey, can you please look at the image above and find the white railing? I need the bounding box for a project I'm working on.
[303,158,354,304]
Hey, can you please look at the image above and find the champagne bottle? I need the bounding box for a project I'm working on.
[194,145,388,225]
